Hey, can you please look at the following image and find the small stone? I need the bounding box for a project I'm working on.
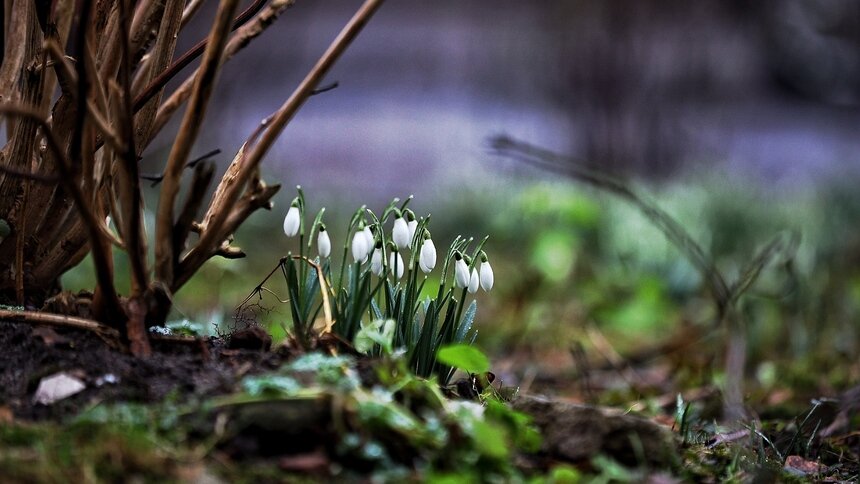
[511,395,677,466]
[33,372,86,405]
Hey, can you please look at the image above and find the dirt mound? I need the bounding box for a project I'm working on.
[0,321,287,420]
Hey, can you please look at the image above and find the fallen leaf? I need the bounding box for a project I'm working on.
[279,449,330,473]
[784,455,826,476]
[33,372,86,405]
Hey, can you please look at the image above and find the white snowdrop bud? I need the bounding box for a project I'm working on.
[317,225,331,258]
[371,243,384,276]
[468,268,480,294]
[351,230,367,263]
[454,253,470,288]
[283,201,300,237]
[479,260,494,291]
[389,249,404,280]
[419,236,437,274]
[392,215,410,250]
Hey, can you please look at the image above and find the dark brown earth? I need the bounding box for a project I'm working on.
[0,320,287,421]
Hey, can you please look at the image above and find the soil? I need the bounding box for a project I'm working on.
[0,321,288,421]
[3,318,858,482]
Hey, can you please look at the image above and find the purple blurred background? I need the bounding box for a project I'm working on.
[144,0,860,205]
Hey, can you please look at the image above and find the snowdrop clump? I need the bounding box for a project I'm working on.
[281,189,494,295]
[275,187,494,379]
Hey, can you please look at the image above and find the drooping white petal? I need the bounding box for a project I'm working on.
[362,226,374,258]
[419,239,437,273]
[407,220,418,243]
[468,268,480,293]
[317,228,331,258]
[479,261,494,291]
[455,258,470,288]
[371,247,384,276]
[283,206,300,237]
[392,217,410,249]
[389,251,404,279]
[351,231,367,263]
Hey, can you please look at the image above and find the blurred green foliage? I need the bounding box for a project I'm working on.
[62,172,860,395]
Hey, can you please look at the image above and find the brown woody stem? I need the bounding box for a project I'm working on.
[183,0,384,287]
[154,0,241,286]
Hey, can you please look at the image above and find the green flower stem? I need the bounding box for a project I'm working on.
[337,207,367,296]
[452,287,469,345]
[436,235,462,301]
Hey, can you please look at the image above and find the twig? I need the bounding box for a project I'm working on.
[116,0,149,295]
[173,161,215,257]
[242,0,385,187]
[70,0,93,170]
[311,81,339,96]
[44,39,127,153]
[304,256,334,334]
[491,135,732,317]
[0,164,60,183]
[0,308,120,338]
[130,0,184,149]
[181,0,209,28]
[128,0,163,59]
[140,148,221,185]
[187,0,384,284]
[133,0,269,112]
[239,255,335,334]
[174,166,280,290]
[42,39,77,95]
[154,0,241,286]
[149,0,297,141]
[16,183,29,305]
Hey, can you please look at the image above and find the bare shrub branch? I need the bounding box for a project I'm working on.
[181,0,385,290]
[154,0,241,287]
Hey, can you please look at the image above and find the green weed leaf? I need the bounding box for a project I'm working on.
[437,344,490,374]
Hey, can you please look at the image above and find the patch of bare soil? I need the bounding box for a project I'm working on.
[0,321,286,420]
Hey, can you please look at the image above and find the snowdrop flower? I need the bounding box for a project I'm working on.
[370,242,384,276]
[317,225,331,258]
[351,229,368,263]
[405,210,418,244]
[468,268,480,294]
[389,248,405,280]
[283,199,300,237]
[454,252,470,288]
[362,224,375,255]
[392,213,410,250]
[479,252,494,291]
[418,232,437,273]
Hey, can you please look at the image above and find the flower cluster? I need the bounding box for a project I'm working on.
[282,190,494,292]
[271,188,493,379]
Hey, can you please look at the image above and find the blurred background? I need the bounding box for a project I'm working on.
[65,0,860,404]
